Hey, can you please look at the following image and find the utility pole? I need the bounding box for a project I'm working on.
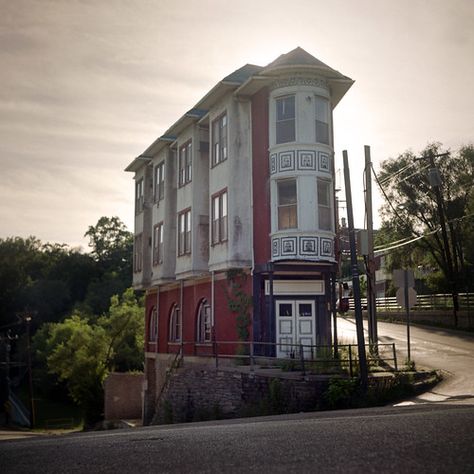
[343,150,368,390]
[415,152,458,326]
[25,315,36,428]
[364,145,377,346]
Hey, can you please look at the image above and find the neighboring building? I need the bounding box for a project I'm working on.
[126,47,353,421]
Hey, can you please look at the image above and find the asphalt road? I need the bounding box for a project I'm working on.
[1,404,474,473]
[2,320,473,472]
[336,317,474,404]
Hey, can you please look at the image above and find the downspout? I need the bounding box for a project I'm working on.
[180,279,184,353]
[156,286,160,355]
[211,271,215,327]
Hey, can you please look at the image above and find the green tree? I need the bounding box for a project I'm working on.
[377,143,474,292]
[83,216,133,315]
[46,313,109,424]
[0,237,44,327]
[98,288,144,372]
[84,216,132,272]
[38,289,144,424]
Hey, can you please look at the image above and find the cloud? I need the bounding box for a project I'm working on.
[0,0,473,246]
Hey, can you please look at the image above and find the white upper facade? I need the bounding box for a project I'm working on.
[126,48,353,289]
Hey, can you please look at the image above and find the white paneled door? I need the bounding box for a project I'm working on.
[276,300,316,358]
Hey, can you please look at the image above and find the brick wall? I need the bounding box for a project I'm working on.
[104,372,144,421]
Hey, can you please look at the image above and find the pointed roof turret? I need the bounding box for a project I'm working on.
[265,47,332,69]
[235,47,354,107]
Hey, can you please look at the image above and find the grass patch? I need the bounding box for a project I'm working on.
[32,397,83,431]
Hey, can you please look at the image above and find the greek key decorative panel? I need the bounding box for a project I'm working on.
[299,237,318,256]
[272,237,280,257]
[279,151,295,172]
[272,234,335,262]
[281,237,297,256]
[270,153,278,174]
[297,150,317,171]
[320,237,334,257]
[318,152,331,173]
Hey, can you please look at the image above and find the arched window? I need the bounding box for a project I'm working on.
[169,304,181,342]
[196,299,212,343]
[148,306,158,342]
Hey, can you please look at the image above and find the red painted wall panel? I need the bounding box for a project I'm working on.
[251,87,271,266]
[145,272,253,356]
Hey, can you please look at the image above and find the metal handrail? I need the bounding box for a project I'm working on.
[173,340,398,376]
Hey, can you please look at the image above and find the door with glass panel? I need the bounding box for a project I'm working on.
[276,300,316,359]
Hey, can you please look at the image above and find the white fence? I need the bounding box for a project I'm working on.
[349,293,474,311]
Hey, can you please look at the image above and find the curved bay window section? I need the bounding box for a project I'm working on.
[269,77,335,264]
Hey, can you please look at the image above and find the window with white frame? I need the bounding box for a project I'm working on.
[133,233,143,273]
[315,96,330,145]
[277,179,297,230]
[276,95,295,144]
[149,306,158,342]
[211,190,228,245]
[212,113,228,166]
[317,179,332,230]
[196,299,212,343]
[169,304,181,342]
[153,222,163,265]
[135,178,144,214]
[154,161,165,202]
[178,209,191,256]
[178,141,192,186]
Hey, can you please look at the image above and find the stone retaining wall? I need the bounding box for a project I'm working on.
[152,363,397,424]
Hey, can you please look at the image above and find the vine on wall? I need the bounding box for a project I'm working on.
[225,268,253,342]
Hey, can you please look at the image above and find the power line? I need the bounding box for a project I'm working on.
[371,163,419,234]
[374,226,441,255]
[378,160,419,186]
[373,213,474,255]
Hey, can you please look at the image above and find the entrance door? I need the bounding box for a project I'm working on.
[276,300,316,358]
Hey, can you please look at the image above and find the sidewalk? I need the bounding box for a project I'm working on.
[0,428,47,441]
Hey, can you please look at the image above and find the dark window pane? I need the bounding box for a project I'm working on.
[299,304,312,317]
[279,303,293,317]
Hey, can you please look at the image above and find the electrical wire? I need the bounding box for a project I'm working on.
[378,161,419,186]
[371,163,417,233]
[374,226,441,255]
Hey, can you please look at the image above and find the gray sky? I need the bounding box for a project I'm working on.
[1,0,473,249]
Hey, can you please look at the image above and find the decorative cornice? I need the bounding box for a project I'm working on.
[270,76,329,92]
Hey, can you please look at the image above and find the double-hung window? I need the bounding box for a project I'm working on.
[178,141,192,186]
[153,222,164,265]
[317,179,332,230]
[154,162,165,202]
[169,304,181,342]
[277,179,297,230]
[133,233,143,273]
[211,190,228,245]
[212,113,228,166]
[178,209,191,256]
[315,96,330,145]
[276,95,295,144]
[197,299,212,343]
[135,178,144,214]
[149,306,158,342]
